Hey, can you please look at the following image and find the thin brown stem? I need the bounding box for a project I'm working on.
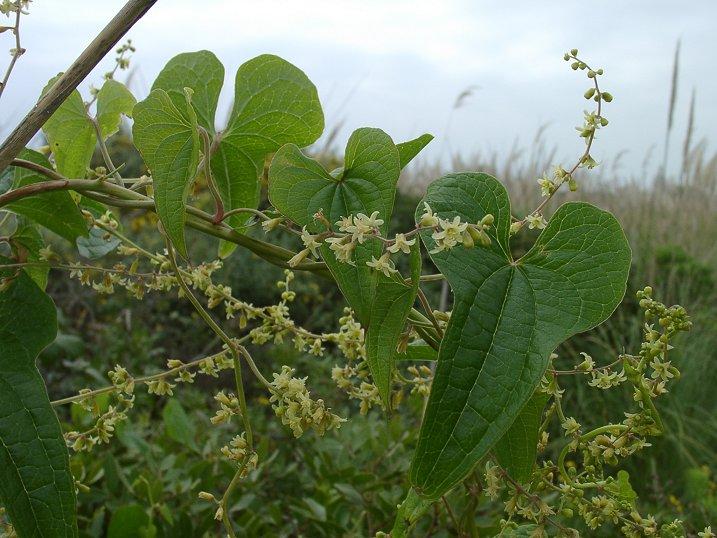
[0,4,23,101]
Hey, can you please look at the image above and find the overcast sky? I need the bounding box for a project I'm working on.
[1,1,715,180]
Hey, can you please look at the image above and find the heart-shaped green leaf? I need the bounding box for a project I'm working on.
[4,149,87,242]
[212,55,324,232]
[133,88,200,257]
[0,260,78,537]
[151,50,224,134]
[494,390,550,484]
[410,172,630,499]
[269,128,426,405]
[148,52,324,257]
[41,76,95,179]
[96,79,136,140]
[269,127,401,322]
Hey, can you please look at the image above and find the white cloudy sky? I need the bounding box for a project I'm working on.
[1,0,715,179]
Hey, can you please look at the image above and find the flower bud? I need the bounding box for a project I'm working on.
[287,248,310,268]
[262,217,283,232]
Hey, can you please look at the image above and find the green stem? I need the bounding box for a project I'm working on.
[90,115,123,186]
[198,127,224,223]
[50,348,237,407]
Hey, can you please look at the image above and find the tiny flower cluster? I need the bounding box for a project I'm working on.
[418,203,493,253]
[220,433,258,478]
[284,206,493,278]
[268,365,345,437]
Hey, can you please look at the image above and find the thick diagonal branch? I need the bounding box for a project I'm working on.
[0,0,158,170]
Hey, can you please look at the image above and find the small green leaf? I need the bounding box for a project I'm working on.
[76,200,121,259]
[396,133,433,169]
[162,398,198,452]
[6,149,87,241]
[96,79,136,139]
[151,50,224,134]
[0,259,78,537]
[41,76,95,179]
[9,217,49,289]
[107,504,151,538]
[133,89,200,256]
[303,498,327,522]
[77,226,121,259]
[605,470,638,506]
[269,128,413,406]
[391,488,433,538]
[396,341,438,361]
[211,54,324,231]
[494,391,550,484]
[410,172,631,499]
[365,241,421,404]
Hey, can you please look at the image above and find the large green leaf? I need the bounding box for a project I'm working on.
[494,391,550,484]
[0,260,78,537]
[269,128,423,406]
[133,89,200,257]
[5,149,87,242]
[211,54,324,232]
[410,172,630,499]
[96,79,136,140]
[151,50,224,134]
[41,77,95,179]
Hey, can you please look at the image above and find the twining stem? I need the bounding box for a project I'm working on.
[1,159,330,275]
[198,127,224,223]
[50,349,231,407]
[523,56,603,223]
[90,115,123,185]
[165,236,262,537]
[416,287,443,339]
[0,4,23,101]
